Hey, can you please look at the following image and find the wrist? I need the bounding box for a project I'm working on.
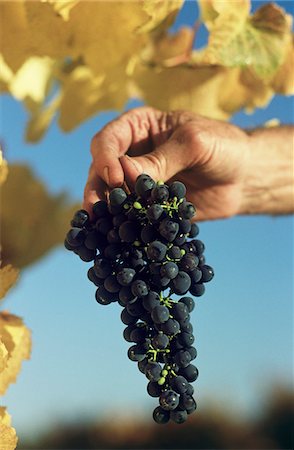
[239,126,294,216]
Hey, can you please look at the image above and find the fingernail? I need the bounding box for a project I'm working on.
[103,166,110,185]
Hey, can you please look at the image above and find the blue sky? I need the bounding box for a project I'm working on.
[1,0,293,441]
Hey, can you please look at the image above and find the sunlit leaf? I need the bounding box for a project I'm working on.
[58,64,128,131]
[1,164,79,269]
[271,36,294,94]
[0,266,19,301]
[133,63,229,119]
[202,2,292,79]
[0,150,8,186]
[26,92,62,142]
[0,408,18,450]
[0,312,31,395]
[139,0,183,33]
[9,56,55,111]
[198,0,250,28]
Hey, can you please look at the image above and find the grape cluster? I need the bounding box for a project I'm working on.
[65,174,214,424]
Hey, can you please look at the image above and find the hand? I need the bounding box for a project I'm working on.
[84,106,251,221]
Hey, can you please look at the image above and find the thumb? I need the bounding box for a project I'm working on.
[120,139,188,184]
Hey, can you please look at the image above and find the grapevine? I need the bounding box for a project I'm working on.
[65,174,214,424]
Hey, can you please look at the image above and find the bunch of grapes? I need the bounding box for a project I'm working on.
[65,174,214,424]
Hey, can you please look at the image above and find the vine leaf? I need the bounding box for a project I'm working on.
[0,408,18,450]
[0,312,31,396]
[201,2,292,78]
[0,266,19,301]
[1,164,79,269]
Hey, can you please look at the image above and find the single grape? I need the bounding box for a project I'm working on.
[142,291,161,312]
[179,364,199,382]
[186,346,197,360]
[147,241,167,261]
[92,200,108,218]
[170,408,188,424]
[135,174,156,199]
[76,245,96,262]
[71,209,90,228]
[141,224,157,244]
[152,332,169,349]
[179,393,197,413]
[138,358,148,374]
[189,223,199,238]
[94,258,112,278]
[160,262,179,280]
[95,286,116,305]
[178,332,195,347]
[116,268,136,286]
[104,275,121,293]
[170,375,189,394]
[171,302,189,321]
[153,406,170,424]
[159,390,179,411]
[160,318,180,336]
[87,267,103,286]
[180,253,199,272]
[145,362,162,382]
[159,219,179,242]
[189,283,205,297]
[192,239,205,255]
[151,184,169,202]
[173,350,192,368]
[169,181,186,199]
[151,305,169,324]
[178,201,196,219]
[146,204,164,222]
[131,280,149,297]
[171,271,191,295]
[109,188,127,206]
[167,246,182,260]
[147,381,163,397]
[66,228,86,247]
[119,221,139,243]
[178,219,191,234]
[128,344,147,362]
[120,308,137,325]
[179,296,195,313]
[96,217,113,235]
[201,265,214,283]
[190,268,202,284]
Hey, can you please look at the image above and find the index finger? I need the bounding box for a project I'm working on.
[90,107,163,187]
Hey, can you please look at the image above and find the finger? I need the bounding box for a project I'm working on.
[121,138,190,184]
[83,163,107,218]
[90,107,165,186]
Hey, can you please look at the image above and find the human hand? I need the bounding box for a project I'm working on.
[84,107,251,221]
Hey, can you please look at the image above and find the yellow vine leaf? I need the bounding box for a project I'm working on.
[198,0,250,28]
[201,2,292,79]
[0,408,18,450]
[58,64,129,132]
[0,312,31,396]
[1,164,79,269]
[139,0,183,33]
[8,57,55,112]
[0,266,19,301]
[271,36,294,95]
[133,63,229,119]
[26,92,62,142]
[44,0,79,21]
[0,342,8,373]
[141,27,195,66]
[0,151,8,186]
